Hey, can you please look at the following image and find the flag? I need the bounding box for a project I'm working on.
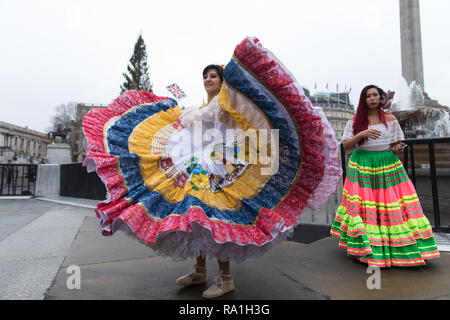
[166,83,187,100]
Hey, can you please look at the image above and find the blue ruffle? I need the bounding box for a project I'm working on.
[103,60,302,226]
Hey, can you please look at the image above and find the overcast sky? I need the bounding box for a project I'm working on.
[1,0,449,132]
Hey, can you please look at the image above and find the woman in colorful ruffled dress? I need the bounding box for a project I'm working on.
[173,64,235,297]
[330,85,440,267]
[82,37,342,298]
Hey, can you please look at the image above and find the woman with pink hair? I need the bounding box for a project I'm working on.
[330,85,440,267]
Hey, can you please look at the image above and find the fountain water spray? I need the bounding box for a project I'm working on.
[391,78,449,138]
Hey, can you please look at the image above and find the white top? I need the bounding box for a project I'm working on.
[342,119,405,151]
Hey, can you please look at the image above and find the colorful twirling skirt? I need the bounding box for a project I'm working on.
[82,37,342,262]
[330,149,440,267]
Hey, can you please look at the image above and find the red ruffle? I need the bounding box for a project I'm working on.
[234,37,329,226]
[82,90,169,201]
[95,202,288,246]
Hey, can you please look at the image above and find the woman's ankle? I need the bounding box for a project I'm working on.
[220,272,232,280]
[195,264,206,274]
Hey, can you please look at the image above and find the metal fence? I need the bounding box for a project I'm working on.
[341,137,450,233]
[0,164,37,196]
[401,137,450,233]
[60,163,106,200]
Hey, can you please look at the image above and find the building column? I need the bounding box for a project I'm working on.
[399,0,425,89]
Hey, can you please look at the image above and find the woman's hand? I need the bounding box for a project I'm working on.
[391,142,407,153]
[356,129,381,140]
[342,128,381,150]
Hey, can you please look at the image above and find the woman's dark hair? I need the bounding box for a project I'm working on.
[202,64,224,82]
[352,84,388,144]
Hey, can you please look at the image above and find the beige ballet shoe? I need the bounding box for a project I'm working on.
[175,265,207,286]
[202,273,235,299]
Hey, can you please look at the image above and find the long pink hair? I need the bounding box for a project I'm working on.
[353,85,388,145]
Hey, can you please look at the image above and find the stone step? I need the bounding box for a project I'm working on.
[0,207,88,299]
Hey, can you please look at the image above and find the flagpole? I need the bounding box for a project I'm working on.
[348,87,352,106]
[346,85,349,105]
[326,82,329,106]
[337,83,339,107]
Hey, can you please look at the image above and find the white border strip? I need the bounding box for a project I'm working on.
[35,197,96,209]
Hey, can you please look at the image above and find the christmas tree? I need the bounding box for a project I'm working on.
[120,33,153,93]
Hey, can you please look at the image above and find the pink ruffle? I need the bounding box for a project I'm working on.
[234,36,341,222]
[96,201,288,246]
[82,90,169,201]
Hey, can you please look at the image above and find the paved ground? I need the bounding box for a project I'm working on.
[0,197,449,301]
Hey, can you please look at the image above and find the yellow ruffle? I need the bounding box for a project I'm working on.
[128,91,274,211]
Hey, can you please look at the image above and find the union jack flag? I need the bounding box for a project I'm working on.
[166,83,187,100]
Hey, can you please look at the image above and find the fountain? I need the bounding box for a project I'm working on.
[391,79,450,139]
[389,79,450,225]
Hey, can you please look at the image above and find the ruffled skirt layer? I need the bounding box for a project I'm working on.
[330,149,440,267]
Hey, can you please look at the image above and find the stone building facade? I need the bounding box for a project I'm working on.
[310,92,355,140]
[0,121,50,164]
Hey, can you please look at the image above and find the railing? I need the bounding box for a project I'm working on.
[340,137,450,233]
[0,164,38,196]
[401,137,450,233]
[60,163,106,200]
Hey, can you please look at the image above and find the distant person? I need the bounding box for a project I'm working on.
[330,85,440,267]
